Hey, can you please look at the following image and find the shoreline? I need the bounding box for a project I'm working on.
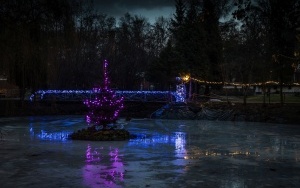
[1,100,300,125]
[152,102,300,125]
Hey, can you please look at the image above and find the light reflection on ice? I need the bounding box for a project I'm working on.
[173,132,188,172]
[26,116,86,142]
[29,126,71,141]
[38,130,70,141]
[128,132,186,153]
[221,178,246,188]
[86,144,101,163]
[183,148,259,159]
[174,132,186,157]
[83,145,124,188]
[0,117,299,187]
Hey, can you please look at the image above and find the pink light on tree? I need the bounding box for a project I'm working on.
[84,60,124,129]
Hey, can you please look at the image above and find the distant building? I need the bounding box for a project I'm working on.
[255,85,300,94]
[0,75,19,98]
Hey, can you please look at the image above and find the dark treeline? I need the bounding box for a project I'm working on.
[0,0,299,103]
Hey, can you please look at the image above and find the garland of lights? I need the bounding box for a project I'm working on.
[176,84,186,103]
[29,76,299,103]
[190,78,300,86]
[30,90,183,102]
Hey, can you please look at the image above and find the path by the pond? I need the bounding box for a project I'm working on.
[0,116,299,187]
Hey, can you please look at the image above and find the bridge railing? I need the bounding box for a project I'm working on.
[29,90,181,103]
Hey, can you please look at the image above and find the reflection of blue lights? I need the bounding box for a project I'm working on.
[29,125,35,138]
[129,134,171,147]
[38,130,70,141]
[174,132,186,152]
[128,132,186,156]
[29,127,70,141]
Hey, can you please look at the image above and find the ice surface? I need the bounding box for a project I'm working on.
[0,116,299,187]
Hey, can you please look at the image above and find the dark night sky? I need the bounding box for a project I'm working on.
[93,0,175,23]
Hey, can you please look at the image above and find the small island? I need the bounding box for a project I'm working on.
[70,60,130,141]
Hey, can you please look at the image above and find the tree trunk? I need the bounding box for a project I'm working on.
[243,86,248,106]
[280,80,284,106]
[204,85,210,96]
[19,87,26,108]
[262,84,266,106]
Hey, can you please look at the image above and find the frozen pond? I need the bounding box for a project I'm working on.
[0,116,299,188]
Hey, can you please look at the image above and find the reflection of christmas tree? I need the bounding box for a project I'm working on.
[84,60,124,129]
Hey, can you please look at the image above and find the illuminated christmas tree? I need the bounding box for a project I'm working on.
[84,59,124,129]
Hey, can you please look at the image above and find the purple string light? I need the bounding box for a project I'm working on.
[84,60,124,126]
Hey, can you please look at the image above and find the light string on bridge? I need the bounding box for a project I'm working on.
[189,78,300,86]
[29,90,183,102]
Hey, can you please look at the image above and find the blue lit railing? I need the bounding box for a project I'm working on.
[29,90,185,103]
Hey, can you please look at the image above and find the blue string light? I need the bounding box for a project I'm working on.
[30,89,184,102]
